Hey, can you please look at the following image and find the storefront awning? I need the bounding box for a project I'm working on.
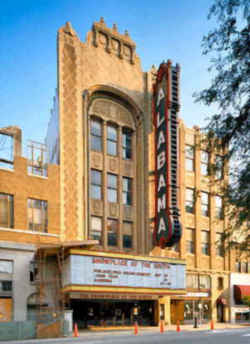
[234,285,250,304]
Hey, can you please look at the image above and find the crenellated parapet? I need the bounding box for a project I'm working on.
[91,17,137,65]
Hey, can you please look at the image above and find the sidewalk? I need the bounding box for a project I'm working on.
[82,322,250,333]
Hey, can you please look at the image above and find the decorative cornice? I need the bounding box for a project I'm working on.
[92,17,136,64]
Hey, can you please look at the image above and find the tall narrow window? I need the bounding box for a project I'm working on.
[107,125,117,156]
[123,177,132,205]
[216,232,224,257]
[201,192,209,217]
[201,230,210,255]
[201,151,209,176]
[215,196,223,219]
[235,261,240,272]
[90,216,102,242]
[122,128,132,159]
[91,170,102,200]
[185,145,194,172]
[28,199,48,232]
[90,118,102,152]
[241,262,247,273]
[185,188,195,214]
[0,193,14,228]
[123,221,133,249]
[215,155,223,179]
[186,274,199,289]
[186,228,195,254]
[107,174,117,203]
[199,275,211,289]
[107,218,118,246]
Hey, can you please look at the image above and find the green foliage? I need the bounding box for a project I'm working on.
[195,0,250,249]
[242,296,250,307]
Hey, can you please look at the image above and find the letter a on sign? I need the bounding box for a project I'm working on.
[158,174,166,191]
[158,217,166,233]
[157,88,165,106]
[157,131,165,149]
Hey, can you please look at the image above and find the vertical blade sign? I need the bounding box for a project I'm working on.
[153,61,182,249]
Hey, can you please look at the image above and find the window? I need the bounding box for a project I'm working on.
[201,151,209,176]
[235,261,241,272]
[201,192,209,217]
[107,125,117,156]
[199,275,211,289]
[185,188,195,214]
[186,228,195,254]
[90,118,102,152]
[122,128,132,159]
[0,260,13,274]
[215,196,223,219]
[28,199,48,232]
[91,170,102,200]
[185,145,194,172]
[186,274,211,289]
[0,193,14,228]
[186,274,199,289]
[241,262,247,273]
[123,177,132,205]
[215,155,223,179]
[201,230,210,255]
[0,281,12,292]
[107,218,118,246]
[123,221,133,249]
[216,232,224,257]
[90,216,102,242]
[218,277,224,290]
[29,261,38,282]
[107,174,117,203]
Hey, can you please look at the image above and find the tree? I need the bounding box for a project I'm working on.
[195,0,250,250]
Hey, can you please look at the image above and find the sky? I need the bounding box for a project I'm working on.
[0,0,217,156]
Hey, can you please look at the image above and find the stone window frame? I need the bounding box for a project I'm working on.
[90,216,103,243]
[122,177,133,206]
[200,150,209,176]
[201,191,209,217]
[216,232,224,257]
[107,173,118,203]
[107,123,118,156]
[90,117,103,152]
[0,193,14,228]
[186,227,195,254]
[107,218,118,247]
[27,198,48,233]
[185,145,195,172]
[215,155,224,180]
[215,195,223,219]
[201,230,210,256]
[122,221,133,249]
[88,93,140,252]
[122,127,133,160]
[185,188,195,214]
[90,169,102,200]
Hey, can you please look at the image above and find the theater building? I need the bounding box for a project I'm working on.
[0,19,249,328]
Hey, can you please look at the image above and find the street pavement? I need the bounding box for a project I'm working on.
[1,325,250,344]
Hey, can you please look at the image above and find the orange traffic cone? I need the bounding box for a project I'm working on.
[210,320,214,330]
[176,320,180,332]
[160,320,164,333]
[73,323,79,337]
[134,321,138,335]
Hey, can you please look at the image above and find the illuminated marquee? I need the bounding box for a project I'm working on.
[63,254,186,290]
[153,61,182,248]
